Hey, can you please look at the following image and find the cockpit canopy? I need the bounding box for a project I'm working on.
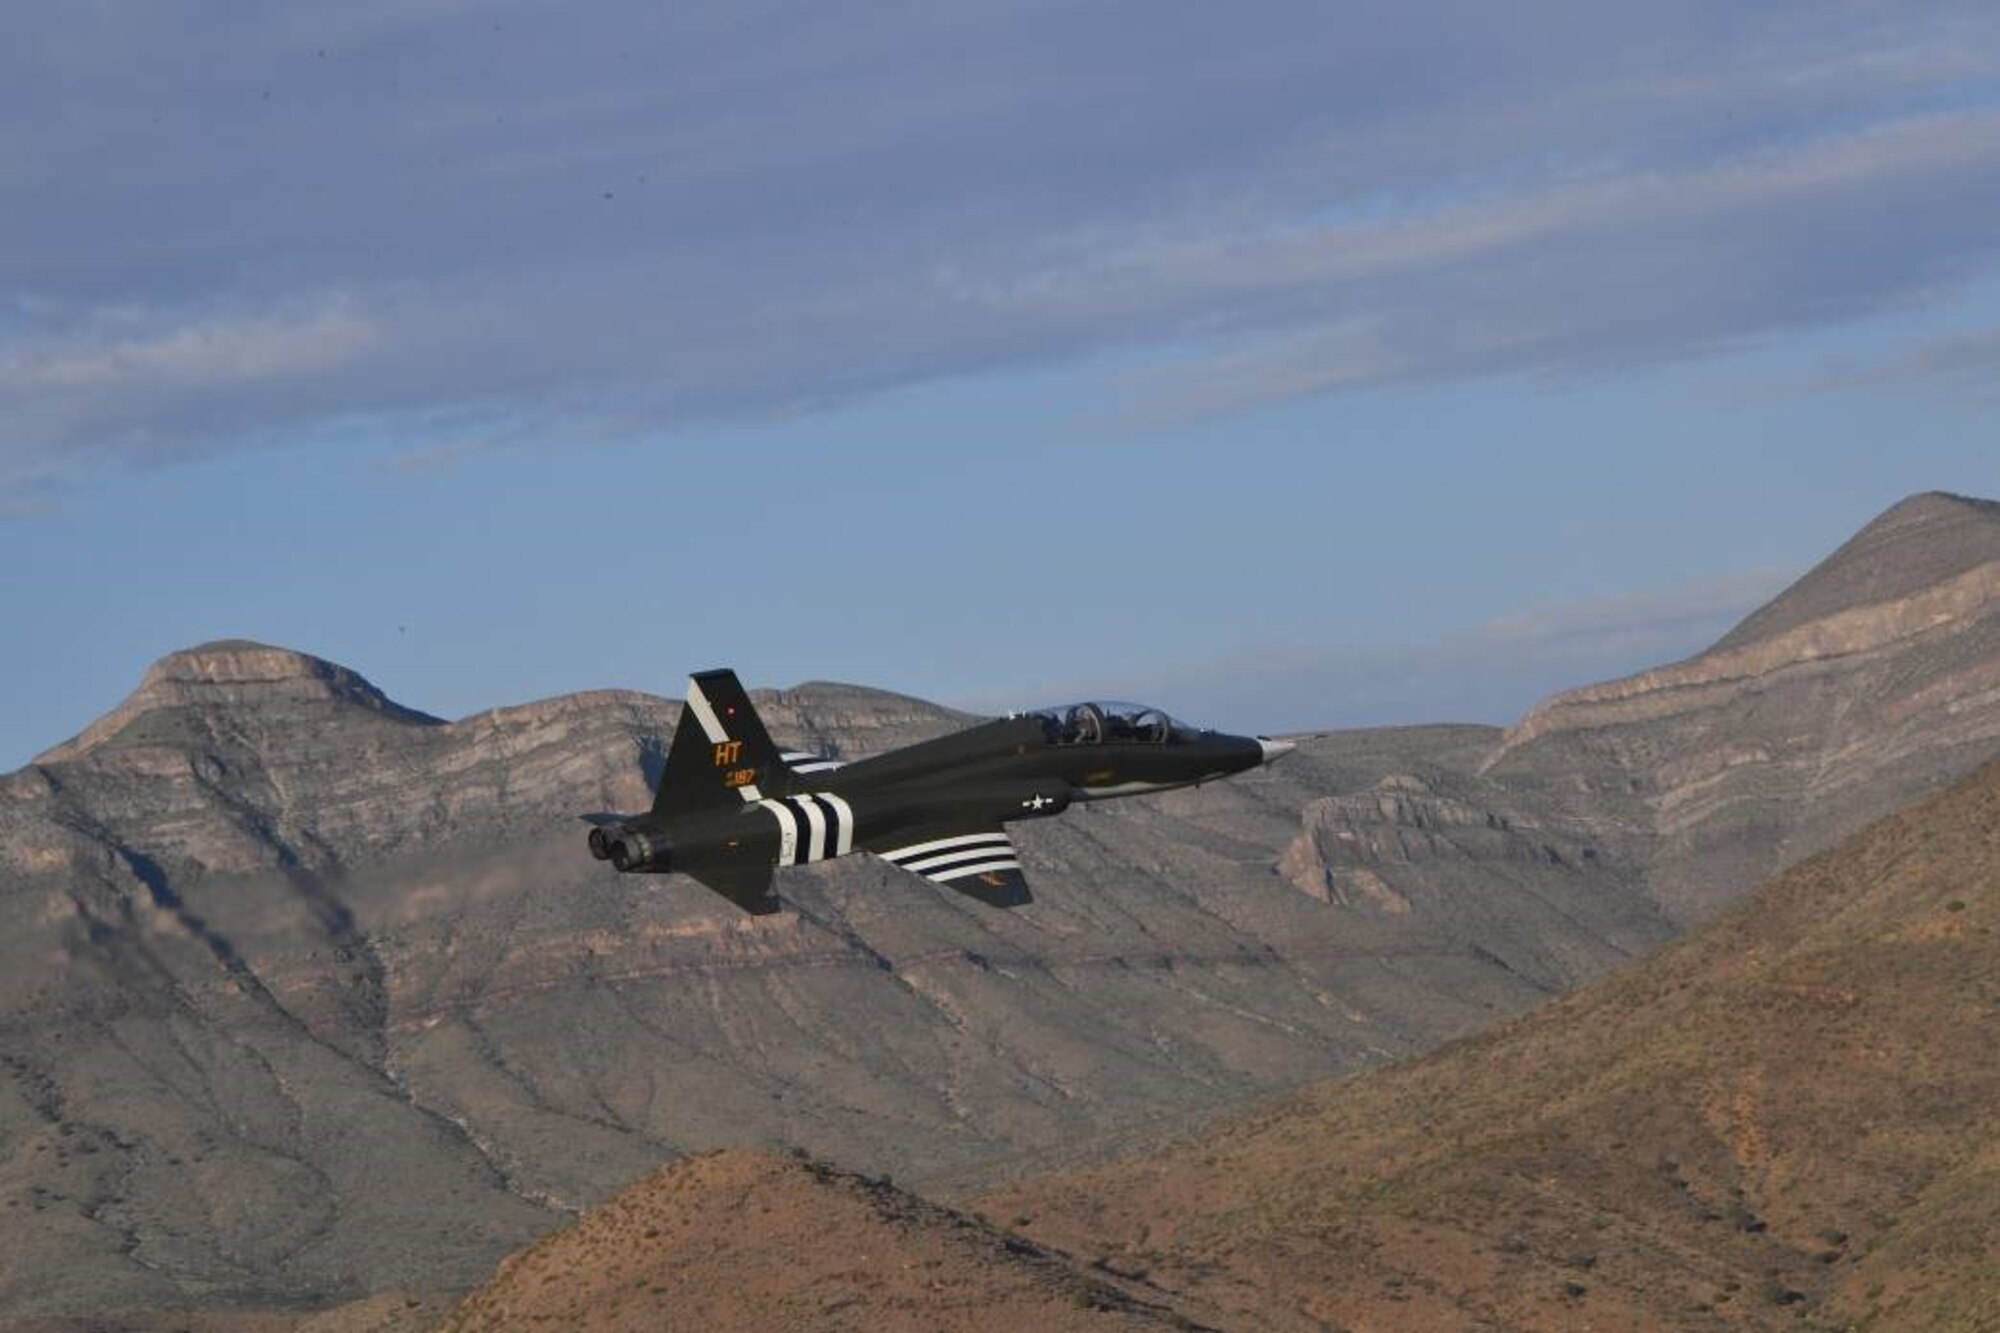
[1024,701,1202,747]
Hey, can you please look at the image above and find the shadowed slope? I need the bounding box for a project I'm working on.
[438,1150,1198,1332]
[987,756,2000,1331]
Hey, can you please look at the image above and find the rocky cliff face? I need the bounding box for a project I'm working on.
[1481,491,2000,922]
[0,646,985,1313]
[1276,766,1633,996]
[0,652,1660,1318]
[15,641,965,878]
[3,492,1998,1320]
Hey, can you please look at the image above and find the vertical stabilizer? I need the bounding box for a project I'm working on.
[651,669,788,818]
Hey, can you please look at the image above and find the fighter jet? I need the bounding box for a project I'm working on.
[584,669,1295,912]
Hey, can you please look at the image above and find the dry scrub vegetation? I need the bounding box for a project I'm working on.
[984,757,2000,1331]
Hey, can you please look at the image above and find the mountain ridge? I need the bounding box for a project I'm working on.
[33,641,446,766]
[1477,490,2000,923]
[1712,489,2000,653]
[4,491,2000,1321]
[437,1149,1197,1332]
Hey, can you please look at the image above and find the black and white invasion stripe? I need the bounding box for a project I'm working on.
[879,831,1021,883]
[758,793,856,866]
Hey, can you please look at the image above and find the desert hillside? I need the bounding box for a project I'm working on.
[438,1150,1191,1332]
[987,755,2000,1331]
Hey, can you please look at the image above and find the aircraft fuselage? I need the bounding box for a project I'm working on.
[585,676,1291,911]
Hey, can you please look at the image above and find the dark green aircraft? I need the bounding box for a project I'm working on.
[584,669,1295,913]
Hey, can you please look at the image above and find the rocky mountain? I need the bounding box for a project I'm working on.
[2,492,1998,1323]
[1482,491,2000,923]
[1,647,1646,1320]
[985,752,2000,1331]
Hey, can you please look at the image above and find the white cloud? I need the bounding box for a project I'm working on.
[4,2,2000,500]
[0,298,378,395]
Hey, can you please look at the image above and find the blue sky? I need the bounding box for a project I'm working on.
[4,2,2000,768]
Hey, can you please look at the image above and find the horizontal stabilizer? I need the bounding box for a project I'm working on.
[682,860,782,915]
[780,748,847,776]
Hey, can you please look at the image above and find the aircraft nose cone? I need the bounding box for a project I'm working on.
[1257,736,1297,765]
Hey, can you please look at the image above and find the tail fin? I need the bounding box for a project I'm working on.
[651,669,788,818]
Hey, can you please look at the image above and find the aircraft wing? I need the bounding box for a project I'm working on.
[877,827,1033,907]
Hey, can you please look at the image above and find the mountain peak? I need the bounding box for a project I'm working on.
[34,640,440,765]
[1712,490,2000,653]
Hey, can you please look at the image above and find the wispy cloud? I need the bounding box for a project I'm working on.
[1478,568,1800,651]
[1103,108,2000,425]
[0,296,385,485]
[373,433,496,478]
[0,299,377,395]
[1800,320,2000,401]
[4,2,2000,502]
[962,567,1798,733]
